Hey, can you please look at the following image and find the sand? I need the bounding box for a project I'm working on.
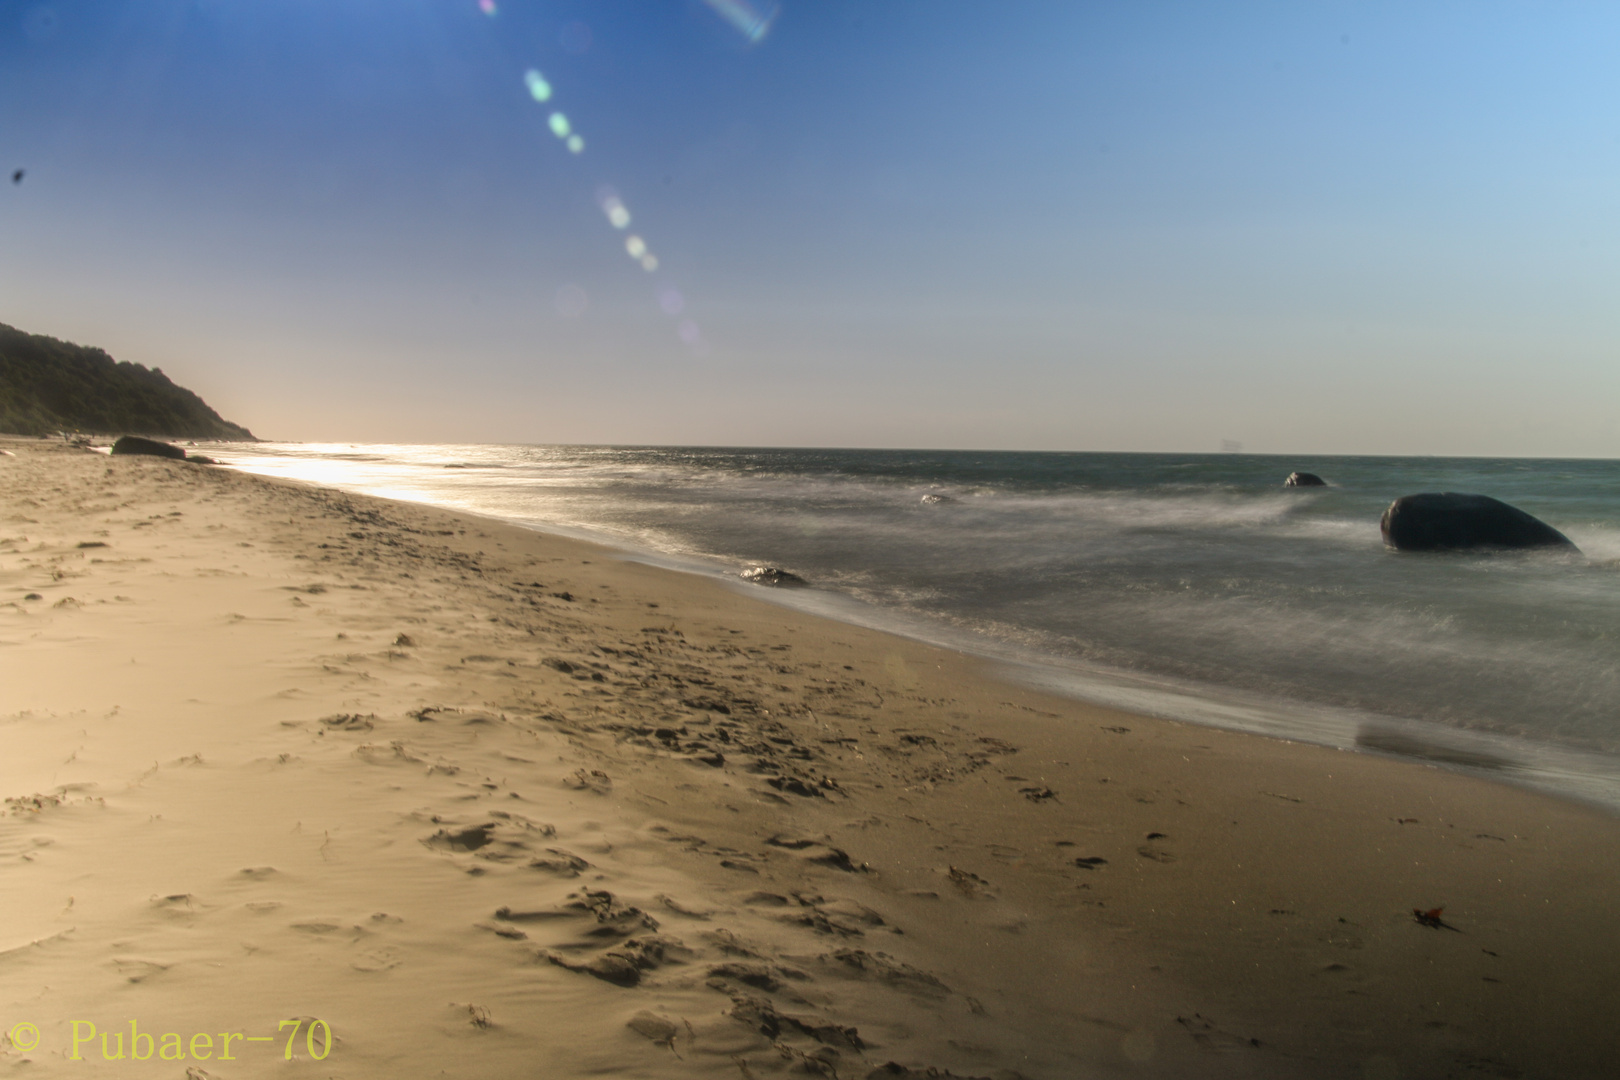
[2,436,1617,1080]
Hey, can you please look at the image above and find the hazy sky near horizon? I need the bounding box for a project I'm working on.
[3,1,1619,455]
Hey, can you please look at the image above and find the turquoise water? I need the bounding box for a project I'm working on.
[221,444,1620,805]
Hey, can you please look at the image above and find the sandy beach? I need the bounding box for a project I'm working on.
[3,436,1618,1080]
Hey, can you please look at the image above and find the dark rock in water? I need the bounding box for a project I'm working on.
[741,566,807,588]
[1380,492,1577,553]
[1284,471,1326,487]
[187,455,216,465]
[110,435,186,460]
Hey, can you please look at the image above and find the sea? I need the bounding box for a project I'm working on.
[218,444,1620,811]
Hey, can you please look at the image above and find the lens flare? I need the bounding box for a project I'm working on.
[487,0,719,354]
[702,0,779,43]
[598,192,631,229]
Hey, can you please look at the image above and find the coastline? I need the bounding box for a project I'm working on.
[215,439,1620,816]
[4,437,1618,1079]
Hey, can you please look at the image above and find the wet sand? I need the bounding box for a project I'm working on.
[2,436,1617,1079]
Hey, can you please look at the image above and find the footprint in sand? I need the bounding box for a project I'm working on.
[352,945,403,972]
[544,932,693,988]
[817,948,950,998]
[319,713,377,732]
[656,894,713,920]
[625,1011,682,1048]
[110,958,169,983]
[565,768,613,794]
[420,812,556,862]
[946,866,994,899]
[775,893,889,938]
[527,848,589,876]
[765,835,865,872]
[289,920,359,936]
[706,960,813,1001]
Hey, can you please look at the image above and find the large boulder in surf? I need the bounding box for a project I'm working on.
[1379,493,1577,553]
[741,566,807,588]
[110,435,187,460]
[1284,471,1327,487]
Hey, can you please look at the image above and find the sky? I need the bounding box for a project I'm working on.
[3,0,1619,455]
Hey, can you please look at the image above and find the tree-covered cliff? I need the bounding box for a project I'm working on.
[0,322,254,439]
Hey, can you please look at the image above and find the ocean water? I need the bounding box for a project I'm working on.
[219,444,1620,808]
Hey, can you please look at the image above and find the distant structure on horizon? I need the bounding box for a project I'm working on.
[0,321,255,440]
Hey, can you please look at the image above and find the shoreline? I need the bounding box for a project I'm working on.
[215,443,1620,817]
[4,436,1619,1078]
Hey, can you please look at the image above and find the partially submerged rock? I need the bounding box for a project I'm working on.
[110,435,186,460]
[1380,492,1577,553]
[741,566,807,588]
[1284,471,1326,487]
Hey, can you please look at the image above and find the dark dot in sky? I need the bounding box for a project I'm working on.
[10,169,22,184]
[24,6,59,43]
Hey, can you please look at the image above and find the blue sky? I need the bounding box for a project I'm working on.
[3,1,1619,454]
